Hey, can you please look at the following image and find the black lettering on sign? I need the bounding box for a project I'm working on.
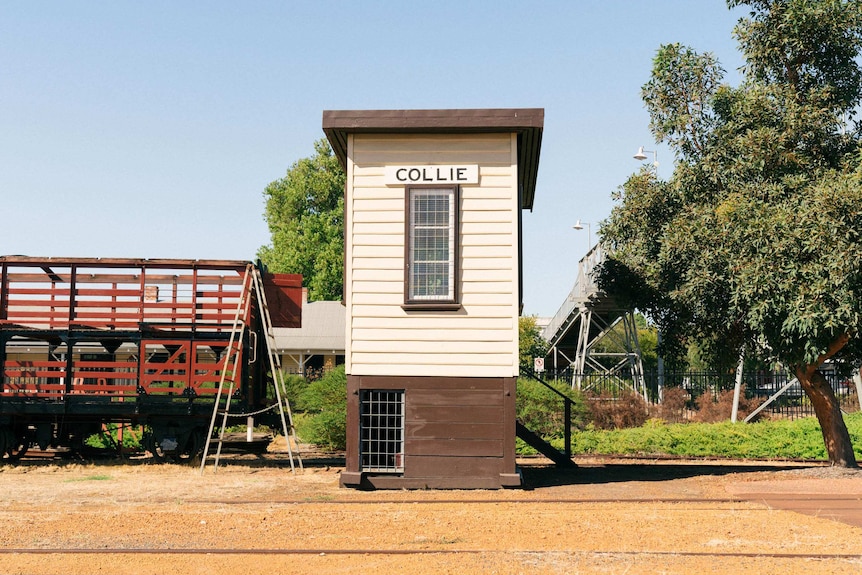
[384,165,478,185]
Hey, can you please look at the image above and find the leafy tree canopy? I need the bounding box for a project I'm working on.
[258,139,345,301]
[600,0,862,465]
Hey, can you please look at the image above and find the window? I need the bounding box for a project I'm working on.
[360,389,405,473]
[405,186,458,307]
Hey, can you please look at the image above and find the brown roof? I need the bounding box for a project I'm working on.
[322,108,543,210]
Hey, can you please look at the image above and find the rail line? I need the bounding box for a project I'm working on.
[194,497,750,505]
[1,548,861,560]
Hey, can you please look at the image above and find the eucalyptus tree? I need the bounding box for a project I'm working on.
[258,139,345,301]
[600,0,862,465]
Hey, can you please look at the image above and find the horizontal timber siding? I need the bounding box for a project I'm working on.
[346,133,519,378]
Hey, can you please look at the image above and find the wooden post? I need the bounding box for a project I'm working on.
[731,351,744,423]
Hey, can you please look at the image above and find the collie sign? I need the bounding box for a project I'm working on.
[385,164,479,185]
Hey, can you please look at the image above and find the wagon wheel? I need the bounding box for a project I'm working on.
[0,428,12,459]
[177,428,205,466]
[142,430,169,463]
[1,427,31,462]
[143,428,203,464]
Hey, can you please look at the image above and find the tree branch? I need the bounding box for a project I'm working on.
[799,333,850,379]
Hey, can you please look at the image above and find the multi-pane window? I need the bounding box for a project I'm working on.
[360,389,405,473]
[406,187,457,303]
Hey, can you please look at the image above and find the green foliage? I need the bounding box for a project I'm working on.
[516,377,588,439]
[258,139,345,302]
[730,0,862,113]
[642,42,724,157]
[568,412,862,460]
[279,372,309,412]
[296,365,346,450]
[84,424,142,450]
[635,314,659,372]
[587,313,659,372]
[600,0,862,373]
[518,316,548,371]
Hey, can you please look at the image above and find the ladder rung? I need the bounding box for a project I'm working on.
[200,265,301,474]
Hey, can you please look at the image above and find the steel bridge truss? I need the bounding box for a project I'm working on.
[542,245,646,399]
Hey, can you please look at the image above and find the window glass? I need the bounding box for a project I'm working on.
[407,187,456,302]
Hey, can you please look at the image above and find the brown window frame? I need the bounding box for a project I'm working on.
[402,184,461,311]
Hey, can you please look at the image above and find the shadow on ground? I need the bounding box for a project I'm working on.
[9,449,823,490]
[519,459,818,489]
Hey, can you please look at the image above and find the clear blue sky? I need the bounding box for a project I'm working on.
[1,1,746,317]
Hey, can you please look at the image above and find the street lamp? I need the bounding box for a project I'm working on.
[573,219,591,248]
[634,146,658,171]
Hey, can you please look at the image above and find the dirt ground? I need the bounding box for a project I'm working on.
[1,450,862,575]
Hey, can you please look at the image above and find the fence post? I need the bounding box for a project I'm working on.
[564,399,571,459]
[854,370,862,412]
[731,352,744,423]
[657,331,664,402]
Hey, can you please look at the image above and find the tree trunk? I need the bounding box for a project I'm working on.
[795,365,858,468]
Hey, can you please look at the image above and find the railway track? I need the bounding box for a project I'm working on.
[1,548,860,560]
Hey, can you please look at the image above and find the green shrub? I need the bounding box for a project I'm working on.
[568,412,862,460]
[84,424,142,450]
[296,365,346,450]
[516,377,587,439]
[279,372,309,412]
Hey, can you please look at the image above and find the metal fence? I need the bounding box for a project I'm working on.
[537,368,860,420]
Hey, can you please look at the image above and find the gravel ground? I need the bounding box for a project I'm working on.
[1,452,861,574]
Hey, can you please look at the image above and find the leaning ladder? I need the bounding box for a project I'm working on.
[199,264,302,473]
[250,266,302,472]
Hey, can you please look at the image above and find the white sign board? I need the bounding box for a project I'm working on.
[533,357,545,372]
[384,165,479,186]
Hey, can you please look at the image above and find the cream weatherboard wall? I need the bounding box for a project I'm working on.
[345,132,520,379]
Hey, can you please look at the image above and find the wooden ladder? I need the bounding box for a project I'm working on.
[199,264,302,473]
[250,265,302,472]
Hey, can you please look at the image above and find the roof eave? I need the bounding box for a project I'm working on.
[322,108,543,210]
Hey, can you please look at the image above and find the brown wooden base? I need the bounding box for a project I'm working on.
[340,471,522,490]
[343,374,519,490]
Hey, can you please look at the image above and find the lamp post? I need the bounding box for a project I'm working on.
[572,219,591,249]
[634,146,662,398]
[634,146,658,172]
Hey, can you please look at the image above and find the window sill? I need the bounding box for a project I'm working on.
[401,302,463,312]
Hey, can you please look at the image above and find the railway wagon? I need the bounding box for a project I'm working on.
[0,256,301,460]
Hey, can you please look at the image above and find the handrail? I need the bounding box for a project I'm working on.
[542,243,605,343]
[519,367,573,459]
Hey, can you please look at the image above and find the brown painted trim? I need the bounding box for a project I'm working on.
[517,181,524,312]
[355,475,513,490]
[401,303,462,312]
[351,375,512,390]
[323,108,544,131]
[502,376,517,473]
[344,376,361,474]
[322,108,543,210]
[403,184,460,307]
